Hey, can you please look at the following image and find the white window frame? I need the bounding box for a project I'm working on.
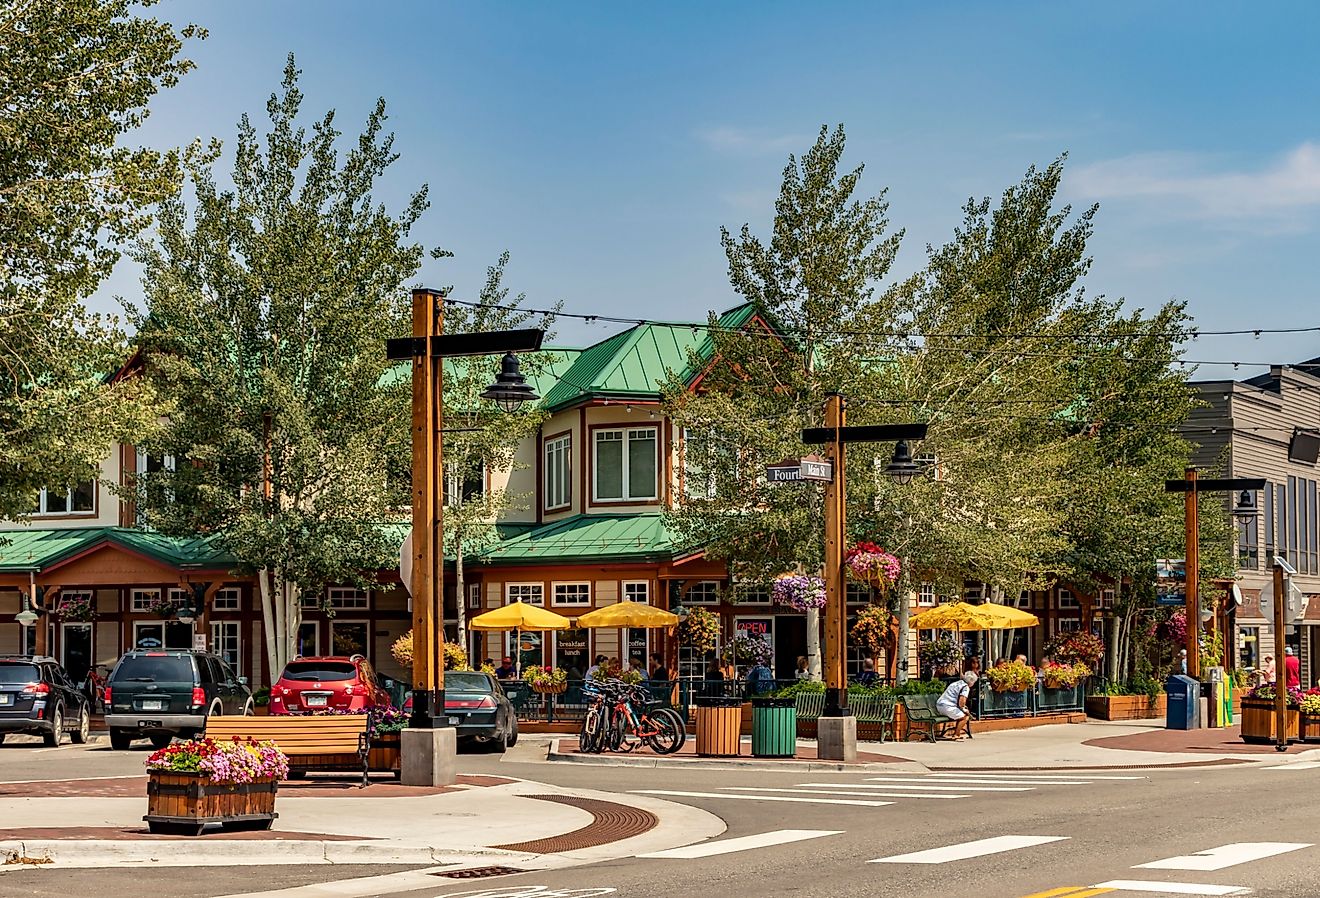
[326,587,369,610]
[210,621,241,675]
[1058,588,1079,610]
[1014,589,1033,609]
[544,433,572,511]
[846,582,869,605]
[552,582,592,607]
[329,619,371,659]
[212,587,241,611]
[1056,618,1083,633]
[168,588,188,607]
[740,584,772,605]
[622,581,651,604]
[592,426,659,503]
[467,582,482,610]
[132,620,193,651]
[506,583,544,606]
[130,588,162,613]
[32,480,97,516]
[917,582,937,607]
[685,581,720,604]
[1099,588,1115,609]
[58,590,94,613]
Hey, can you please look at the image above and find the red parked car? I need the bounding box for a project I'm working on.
[269,655,391,714]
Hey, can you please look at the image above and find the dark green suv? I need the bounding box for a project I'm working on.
[105,650,253,750]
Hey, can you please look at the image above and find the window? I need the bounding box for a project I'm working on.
[593,427,658,502]
[296,622,319,657]
[623,581,650,604]
[506,583,544,606]
[1014,589,1033,609]
[168,588,188,607]
[467,583,482,610]
[131,589,161,613]
[1239,626,1260,670]
[1238,493,1259,571]
[211,622,240,673]
[552,582,591,607]
[330,621,369,657]
[326,587,369,610]
[1099,589,1116,609]
[33,480,96,516]
[684,581,719,604]
[212,587,240,611]
[1057,589,1079,610]
[846,582,869,605]
[1056,618,1082,633]
[917,583,937,607]
[743,585,772,605]
[544,433,572,510]
[444,464,485,507]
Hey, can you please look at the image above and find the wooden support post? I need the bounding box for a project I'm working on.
[822,393,849,717]
[1184,467,1200,681]
[1273,561,1289,752]
[409,288,446,728]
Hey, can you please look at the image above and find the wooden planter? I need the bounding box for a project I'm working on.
[532,682,568,695]
[1085,694,1166,721]
[145,771,278,836]
[1240,698,1299,744]
[368,733,402,775]
[1300,713,1320,744]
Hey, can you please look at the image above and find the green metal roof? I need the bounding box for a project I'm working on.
[0,527,236,573]
[474,514,683,565]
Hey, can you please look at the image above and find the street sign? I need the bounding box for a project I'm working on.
[800,459,833,481]
[766,463,804,483]
[1155,558,1186,606]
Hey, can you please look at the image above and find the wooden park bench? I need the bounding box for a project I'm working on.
[900,694,959,743]
[205,715,370,787]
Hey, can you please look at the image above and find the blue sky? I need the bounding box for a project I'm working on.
[103,1,1320,373]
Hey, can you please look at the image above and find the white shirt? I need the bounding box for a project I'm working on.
[936,678,969,714]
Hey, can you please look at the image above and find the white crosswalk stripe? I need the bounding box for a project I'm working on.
[1135,841,1311,871]
[1094,880,1249,895]
[850,779,1033,792]
[869,835,1069,864]
[638,829,842,859]
[631,790,893,807]
[725,786,969,799]
[925,772,1146,781]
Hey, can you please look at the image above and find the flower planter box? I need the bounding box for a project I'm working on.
[1085,694,1166,721]
[145,771,278,836]
[1038,683,1085,713]
[1240,698,1299,744]
[1300,713,1320,744]
[532,682,568,696]
[367,733,402,776]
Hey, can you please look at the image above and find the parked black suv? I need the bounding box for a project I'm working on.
[105,650,253,750]
[0,656,91,746]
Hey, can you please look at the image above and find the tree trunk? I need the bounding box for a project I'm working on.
[285,581,301,668]
[455,534,467,662]
[258,569,277,681]
[897,577,912,685]
[805,606,822,681]
[272,570,286,679]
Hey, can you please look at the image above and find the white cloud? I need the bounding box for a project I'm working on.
[1069,142,1320,226]
[697,126,807,155]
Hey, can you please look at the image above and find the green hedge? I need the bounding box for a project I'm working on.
[768,679,944,699]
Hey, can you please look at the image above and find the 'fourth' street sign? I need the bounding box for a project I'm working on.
[765,457,835,483]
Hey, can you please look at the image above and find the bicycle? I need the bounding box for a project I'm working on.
[603,682,685,754]
[578,683,608,754]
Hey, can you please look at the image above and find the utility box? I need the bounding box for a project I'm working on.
[1203,667,1227,728]
[1166,674,1201,730]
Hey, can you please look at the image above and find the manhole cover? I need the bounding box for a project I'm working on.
[432,866,527,879]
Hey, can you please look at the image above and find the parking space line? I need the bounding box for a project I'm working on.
[869,835,1069,864]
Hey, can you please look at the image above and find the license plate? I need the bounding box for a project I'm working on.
[0,694,11,705]
[141,700,164,711]
[448,716,460,726]
[305,694,328,707]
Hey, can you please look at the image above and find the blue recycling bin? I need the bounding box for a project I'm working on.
[1165,674,1201,730]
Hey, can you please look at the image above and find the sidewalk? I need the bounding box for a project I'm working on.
[542,720,1313,772]
[0,772,724,873]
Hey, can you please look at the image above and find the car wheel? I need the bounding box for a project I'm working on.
[506,719,518,748]
[43,706,64,747]
[109,728,134,750]
[149,733,173,750]
[71,706,90,744]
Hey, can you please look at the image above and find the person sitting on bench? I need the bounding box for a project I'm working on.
[935,671,977,740]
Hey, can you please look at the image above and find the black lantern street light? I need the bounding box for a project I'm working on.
[883,439,920,486]
[1233,489,1259,524]
[480,353,540,413]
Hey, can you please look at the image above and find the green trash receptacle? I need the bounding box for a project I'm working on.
[751,697,797,758]
[695,696,742,757]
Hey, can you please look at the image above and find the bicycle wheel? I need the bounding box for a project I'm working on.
[641,711,683,754]
[608,709,630,752]
[582,705,604,753]
[652,706,687,752]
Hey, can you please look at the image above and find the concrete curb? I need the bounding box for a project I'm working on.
[0,838,511,869]
[544,739,915,772]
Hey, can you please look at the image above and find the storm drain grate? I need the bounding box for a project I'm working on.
[432,866,527,879]
[492,794,658,854]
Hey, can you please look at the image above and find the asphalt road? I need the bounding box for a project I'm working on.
[4,736,1320,898]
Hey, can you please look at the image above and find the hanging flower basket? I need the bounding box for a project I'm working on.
[142,591,181,618]
[721,632,773,667]
[844,542,901,591]
[771,574,826,611]
[676,608,720,653]
[849,606,893,659]
[917,633,963,673]
[523,666,569,694]
[56,593,96,622]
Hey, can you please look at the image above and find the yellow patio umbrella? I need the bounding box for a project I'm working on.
[574,602,679,629]
[909,601,1040,631]
[469,603,572,676]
